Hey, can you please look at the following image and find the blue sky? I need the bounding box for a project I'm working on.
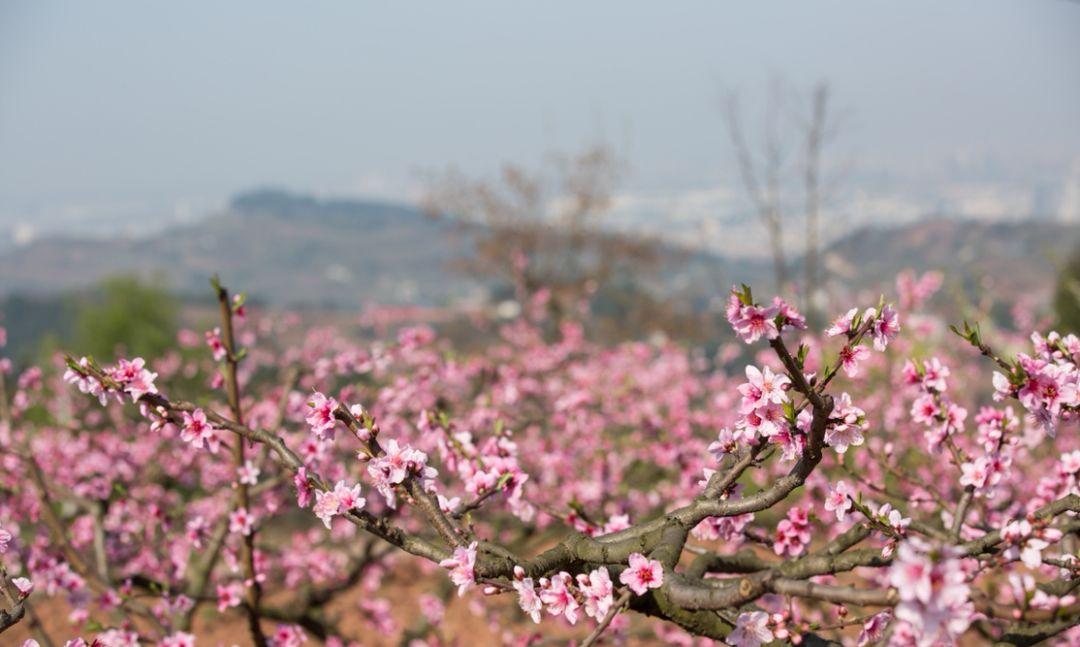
[0,0,1077,237]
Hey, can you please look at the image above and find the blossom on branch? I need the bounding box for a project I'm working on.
[179,408,221,454]
[439,541,478,596]
[618,552,663,596]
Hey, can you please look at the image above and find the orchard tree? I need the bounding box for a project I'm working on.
[0,273,1078,646]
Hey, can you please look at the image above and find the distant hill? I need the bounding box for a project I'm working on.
[823,218,1078,304]
[0,189,485,308]
[0,189,1076,311]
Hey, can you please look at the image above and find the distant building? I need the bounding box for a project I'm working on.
[1060,158,1080,224]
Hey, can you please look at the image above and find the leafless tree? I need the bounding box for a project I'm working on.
[423,146,702,341]
[723,78,844,316]
[800,81,835,318]
[724,79,790,293]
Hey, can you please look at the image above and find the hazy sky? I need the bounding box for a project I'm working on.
[1,0,1078,234]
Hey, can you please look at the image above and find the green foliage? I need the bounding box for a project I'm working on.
[0,294,79,362]
[72,275,179,361]
[1054,243,1080,333]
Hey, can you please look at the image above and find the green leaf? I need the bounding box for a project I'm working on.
[796,344,809,369]
[738,284,754,305]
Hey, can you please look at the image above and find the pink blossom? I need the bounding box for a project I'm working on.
[726,611,773,647]
[692,513,754,542]
[229,508,256,536]
[826,308,858,337]
[738,365,790,412]
[0,526,10,554]
[158,633,196,647]
[1002,520,1062,569]
[206,327,227,361]
[512,567,542,623]
[293,467,313,508]
[97,630,138,647]
[896,270,942,310]
[707,428,737,459]
[941,401,967,435]
[1015,361,1079,437]
[216,582,243,612]
[920,357,950,392]
[13,576,33,597]
[305,392,339,440]
[63,357,108,405]
[268,624,307,647]
[738,401,786,440]
[332,480,365,513]
[900,359,923,388]
[179,408,221,454]
[438,541,477,596]
[359,597,397,633]
[1060,450,1080,475]
[875,503,911,534]
[959,457,994,494]
[772,296,807,331]
[910,394,940,425]
[368,439,437,508]
[539,571,580,624]
[1001,519,1032,544]
[888,540,972,646]
[824,392,866,454]
[838,344,871,378]
[992,371,1012,401]
[107,357,159,401]
[348,403,371,441]
[602,514,631,534]
[419,593,445,624]
[312,480,365,529]
[437,494,461,513]
[869,304,900,351]
[236,460,260,486]
[770,424,807,462]
[619,552,664,596]
[576,567,614,620]
[856,611,891,646]
[728,299,780,344]
[313,489,341,529]
[773,506,811,557]
[824,481,853,522]
[186,515,209,548]
[232,294,247,322]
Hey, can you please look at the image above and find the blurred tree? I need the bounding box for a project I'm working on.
[1054,243,1080,332]
[72,275,179,361]
[424,146,704,341]
[723,77,846,324]
[0,294,78,362]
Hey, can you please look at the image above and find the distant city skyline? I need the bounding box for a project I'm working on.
[1,1,1078,252]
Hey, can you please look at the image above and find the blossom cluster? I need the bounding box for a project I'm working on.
[995,331,1080,437]
[725,286,806,344]
[887,540,974,646]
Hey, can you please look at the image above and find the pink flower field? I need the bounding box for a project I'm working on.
[1,272,1078,646]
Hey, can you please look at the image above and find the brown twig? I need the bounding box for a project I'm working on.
[214,279,267,647]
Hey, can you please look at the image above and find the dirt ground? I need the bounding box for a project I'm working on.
[3,562,510,646]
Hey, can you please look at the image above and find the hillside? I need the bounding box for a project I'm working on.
[823,218,1078,304]
[0,189,1076,312]
[0,190,483,308]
